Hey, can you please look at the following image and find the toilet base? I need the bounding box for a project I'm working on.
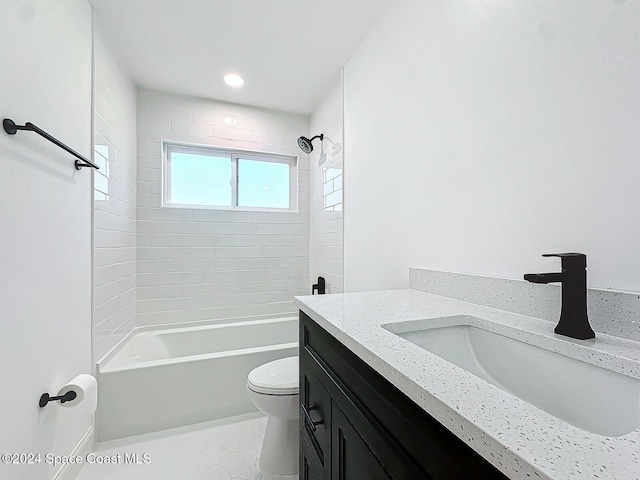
[250,472,298,480]
[258,415,299,475]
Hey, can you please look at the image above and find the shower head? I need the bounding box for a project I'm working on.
[297,133,324,154]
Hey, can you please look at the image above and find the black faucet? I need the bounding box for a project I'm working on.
[524,253,595,340]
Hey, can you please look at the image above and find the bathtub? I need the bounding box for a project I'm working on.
[96,315,298,441]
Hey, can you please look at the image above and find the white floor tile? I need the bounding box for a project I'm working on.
[76,413,298,480]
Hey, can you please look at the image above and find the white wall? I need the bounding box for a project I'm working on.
[136,90,310,326]
[92,23,138,362]
[344,0,640,293]
[309,76,344,293]
[0,1,94,478]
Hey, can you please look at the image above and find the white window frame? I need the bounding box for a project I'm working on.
[162,141,298,212]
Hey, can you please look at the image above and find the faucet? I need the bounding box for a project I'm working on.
[524,253,595,340]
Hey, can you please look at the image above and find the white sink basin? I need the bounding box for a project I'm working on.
[383,317,640,437]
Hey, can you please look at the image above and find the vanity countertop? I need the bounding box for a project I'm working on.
[294,289,639,480]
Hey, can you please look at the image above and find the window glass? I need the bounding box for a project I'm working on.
[237,158,290,209]
[169,151,232,206]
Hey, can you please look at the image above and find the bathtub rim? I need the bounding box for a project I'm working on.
[98,341,299,374]
[95,312,298,370]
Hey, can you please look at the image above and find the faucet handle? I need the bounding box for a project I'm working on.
[541,253,586,270]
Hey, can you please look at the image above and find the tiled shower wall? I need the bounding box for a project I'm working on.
[136,89,310,326]
[92,26,138,361]
[308,77,344,293]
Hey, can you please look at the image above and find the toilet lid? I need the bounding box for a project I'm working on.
[247,356,299,395]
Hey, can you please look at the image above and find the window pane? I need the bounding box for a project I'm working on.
[169,151,231,206]
[237,158,290,209]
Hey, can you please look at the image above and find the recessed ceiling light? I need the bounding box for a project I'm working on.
[224,73,245,88]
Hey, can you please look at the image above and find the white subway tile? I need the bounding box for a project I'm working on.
[211,102,256,118]
[148,181,162,195]
[137,289,300,313]
[137,141,161,156]
[309,245,342,261]
[94,247,136,268]
[137,194,161,208]
[94,210,136,233]
[137,208,192,222]
[250,130,286,146]
[137,167,161,182]
[94,228,136,248]
[93,286,136,322]
[137,180,149,194]
[149,129,193,144]
[213,126,251,141]
[310,231,344,247]
[171,120,213,137]
[136,126,149,143]
[310,217,343,234]
[94,261,136,286]
[137,154,150,168]
[94,297,136,333]
[94,275,136,306]
[147,155,161,169]
[137,233,308,248]
[136,302,296,326]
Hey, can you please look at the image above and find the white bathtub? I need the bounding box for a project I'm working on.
[96,316,298,441]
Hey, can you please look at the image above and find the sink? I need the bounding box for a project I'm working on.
[382,316,640,437]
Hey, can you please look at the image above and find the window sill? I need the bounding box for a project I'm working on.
[161,202,300,214]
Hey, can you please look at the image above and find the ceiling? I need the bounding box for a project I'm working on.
[90,0,390,115]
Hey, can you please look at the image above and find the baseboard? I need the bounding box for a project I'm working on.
[52,425,95,480]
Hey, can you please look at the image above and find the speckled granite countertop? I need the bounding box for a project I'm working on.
[294,289,640,480]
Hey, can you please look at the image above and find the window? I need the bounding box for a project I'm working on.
[163,143,297,211]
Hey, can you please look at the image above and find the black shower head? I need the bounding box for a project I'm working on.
[297,133,324,154]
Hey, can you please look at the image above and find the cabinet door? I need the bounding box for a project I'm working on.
[300,354,332,476]
[331,405,394,480]
[302,442,324,480]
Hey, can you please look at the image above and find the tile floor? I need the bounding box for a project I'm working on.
[76,412,298,480]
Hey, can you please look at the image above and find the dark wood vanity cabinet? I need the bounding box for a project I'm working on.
[299,311,508,480]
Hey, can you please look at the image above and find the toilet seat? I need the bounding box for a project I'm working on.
[247,356,298,395]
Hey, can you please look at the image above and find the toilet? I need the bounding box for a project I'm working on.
[247,356,299,475]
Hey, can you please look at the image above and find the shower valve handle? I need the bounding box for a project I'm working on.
[312,277,325,295]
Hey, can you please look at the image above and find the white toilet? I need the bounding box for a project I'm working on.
[247,356,299,476]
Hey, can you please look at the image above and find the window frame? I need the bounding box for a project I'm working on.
[162,141,298,213]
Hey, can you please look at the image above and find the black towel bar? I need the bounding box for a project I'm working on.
[3,118,99,170]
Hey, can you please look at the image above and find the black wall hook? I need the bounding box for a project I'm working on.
[39,391,77,408]
[3,118,99,170]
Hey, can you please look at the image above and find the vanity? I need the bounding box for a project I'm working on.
[295,287,640,480]
[298,309,506,479]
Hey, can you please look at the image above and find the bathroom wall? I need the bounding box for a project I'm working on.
[343,0,640,292]
[0,1,94,479]
[93,23,138,362]
[308,75,344,293]
[136,89,310,326]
